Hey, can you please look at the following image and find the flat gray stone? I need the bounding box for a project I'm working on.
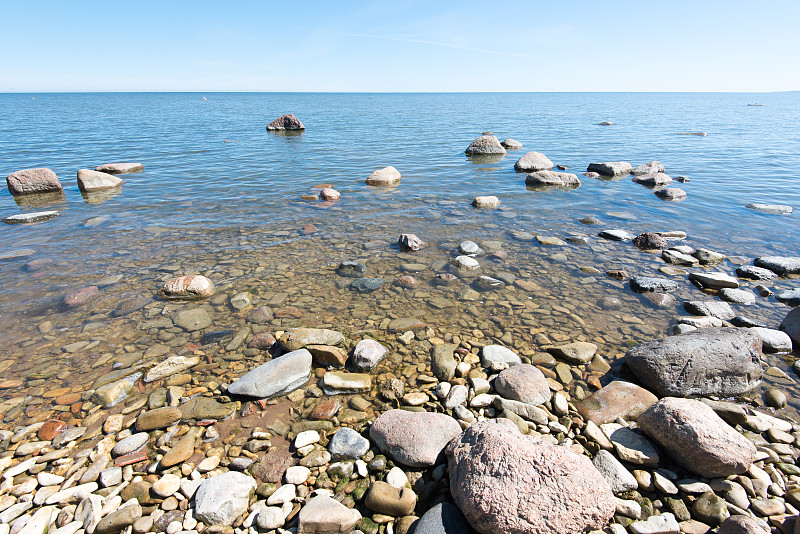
[689,272,739,290]
[112,433,149,456]
[683,300,735,320]
[599,229,634,241]
[630,277,679,293]
[480,345,521,367]
[587,162,632,176]
[2,211,60,224]
[754,256,800,276]
[593,450,638,494]
[746,203,793,215]
[194,472,257,526]
[227,349,312,398]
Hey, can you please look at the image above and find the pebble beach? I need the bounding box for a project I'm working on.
[1,93,800,534]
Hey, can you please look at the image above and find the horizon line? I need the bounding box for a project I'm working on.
[1,90,798,94]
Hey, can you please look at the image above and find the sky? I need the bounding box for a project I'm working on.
[2,0,798,93]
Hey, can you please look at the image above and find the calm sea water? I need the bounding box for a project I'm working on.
[0,92,798,396]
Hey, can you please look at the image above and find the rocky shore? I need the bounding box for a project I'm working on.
[1,132,799,534]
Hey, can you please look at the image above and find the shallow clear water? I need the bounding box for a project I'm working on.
[0,92,798,424]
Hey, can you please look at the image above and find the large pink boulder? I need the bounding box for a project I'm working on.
[446,420,615,534]
[369,410,461,468]
[7,168,62,195]
[638,397,756,477]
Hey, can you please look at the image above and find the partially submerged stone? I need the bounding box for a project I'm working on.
[281,328,344,351]
[366,166,401,186]
[472,195,500,208]
[2,211,60,224]
[7,168,62,195]
[266,113,304,130]
[159,275,215,300]
[77,169,123,192]
[587,162,632,176]
[514,151,553,173]
[525,170,580,188]
[465,135,506,156]
[95,163,143,174]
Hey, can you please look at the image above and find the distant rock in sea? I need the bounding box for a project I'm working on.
[95,163,143,174]
[465,135,506,156]
[266,113,305,131]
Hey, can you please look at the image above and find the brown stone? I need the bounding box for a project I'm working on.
[136,407,182,431]
[275,307,304,319]
[6,168,62,195]
[309,399,340,421]
[38,419,67,441]
[115,450,149,467]
[160,433,196,468]
[307,345,348,367]
[43,388,70,398]
[250,448,296,483]
[54,393,82,405]
[63,286,99,308]
[576,381,658,425]
[300,224,318,235]
[248,333,277,350]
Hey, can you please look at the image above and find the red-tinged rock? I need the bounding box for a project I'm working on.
[319,188,340,201]
[6,168,62,195]
[310,399,341,420]
[301,224,318,235]
[115,450,148,467]
[395,275,416,288]
[275,307,304,319]
[248,332,277,350]
[38,419,67,441]
[63,286,99,308]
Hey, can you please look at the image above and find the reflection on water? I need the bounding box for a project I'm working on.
[13,191,67,208]
[81,186,123,204]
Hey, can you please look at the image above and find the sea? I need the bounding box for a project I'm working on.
[0,92,798,421]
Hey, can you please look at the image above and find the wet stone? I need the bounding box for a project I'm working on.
[336,261,366,278]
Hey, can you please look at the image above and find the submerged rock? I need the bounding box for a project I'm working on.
[745,203,793,215]
[472,195,500,208]
[630,276,679,293]
[638,397,756,477]
[465,135,506,156]
[625,327,763,397]
[655,187,687,201]
[446,420,615,534]
[6,168,62,195]
[266,113,305,130]
[514,151,554,173]
[282,328,344,351]
[159,275,215,300]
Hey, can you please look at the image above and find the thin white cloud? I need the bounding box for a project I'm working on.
[338,31,538,59]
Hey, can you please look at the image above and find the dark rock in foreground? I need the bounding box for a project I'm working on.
[638,397,757,477]
[266,113,305,130]
[7,168,62,196]
[625,327,763,397]
[446,420,615,534]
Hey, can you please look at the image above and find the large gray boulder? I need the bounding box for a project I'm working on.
[446,420,615,534]
[624,328,763,397]
[7,168,62,195]
[638,397,757,477]
[525,171,580,189]
[194,472,257,525]
[465,135,506,156]
[77,169,123,192]
[514,152,553,173]
[780,307,800,349]
[586,162,632,176]
[369,410,462,468]
[226,349,312,398]
[266,113,304,130]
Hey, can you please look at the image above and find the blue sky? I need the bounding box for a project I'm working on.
[2,0,798,92]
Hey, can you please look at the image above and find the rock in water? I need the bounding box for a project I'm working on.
[655,187,687,201]
[76,169,124,191]
[265,113,305,130]
[446,420,615,534]
[352,339,389,371]
[745,203,793,215]
[632,232,668,250]
[780,307,800,349]
[370,410,462,468]
[95,163,143,174]
[365,166,401,185]
[159,275,215,300]
[586,162,632,176]
[754,256,800,276]
[194,472,257,526]
[632,161,665,175]
[472,195,500,208]
[638,397,756,477]
[630,276,679,293]
[398,233,425,252]
[625,327,763,397]
[514,151,554,173]
[281,328,344,351]
[465,135,506,155]
[501,138,523,149]
[525,171,580,188]
[227,349,312,398]
[6,168,62,195]
[632,172,673,187]
[2,211,60,224]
